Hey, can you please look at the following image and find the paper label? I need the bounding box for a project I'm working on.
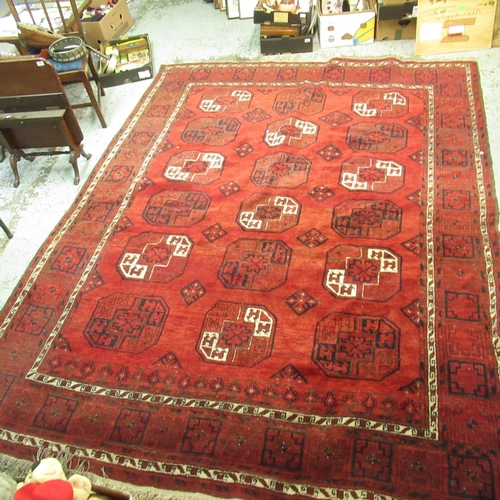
[139,69,151,79]
[419,22,442,41]
[273,12,289,23]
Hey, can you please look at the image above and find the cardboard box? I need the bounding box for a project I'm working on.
[494,1,500,46]
[376,18,416,40]
[254,0,312,26]
[260,33,314,54]
[376,0,417,41]
[82,0,133,49]
[99,34,153,87]
[415,0,497,55]
[318,0,375,48]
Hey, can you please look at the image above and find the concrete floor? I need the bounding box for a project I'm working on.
[1,0,500,311]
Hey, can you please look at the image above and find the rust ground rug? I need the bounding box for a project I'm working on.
[0,58,499,500]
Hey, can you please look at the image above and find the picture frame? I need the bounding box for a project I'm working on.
[226,0,240,18]
[238,0,256,18]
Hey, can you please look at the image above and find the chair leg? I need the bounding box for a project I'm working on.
[87,56,106,98]
[69,145,92,185]
[0,218,13,239]
[79,73,107,128]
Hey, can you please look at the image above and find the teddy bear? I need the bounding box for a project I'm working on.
[0,471,17,500]
[14,457,97,500]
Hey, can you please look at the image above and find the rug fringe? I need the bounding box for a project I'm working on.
[0,452,237,500]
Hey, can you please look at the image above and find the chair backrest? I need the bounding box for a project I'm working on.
[6,0,86,38]
[0,56,84,144]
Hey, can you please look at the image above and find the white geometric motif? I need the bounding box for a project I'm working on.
[325,247,399,298]
[199,90,252,112]
[325,269,358,298]
[367,248,399,273]
[353,92,407,117]
[199,306,274,362]
[238,196,299,230]
[265,119,318,147]
[119,235,192,280]
[164,152,224,182]
[341,159,403,191]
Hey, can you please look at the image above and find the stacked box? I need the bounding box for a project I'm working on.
[254,0,314,54]
[318,0,375,48]
[81,0,133,49]
[376,0,417,41]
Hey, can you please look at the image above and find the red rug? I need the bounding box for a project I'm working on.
[1,58,499,500]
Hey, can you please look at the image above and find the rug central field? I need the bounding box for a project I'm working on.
[0,58,499,500]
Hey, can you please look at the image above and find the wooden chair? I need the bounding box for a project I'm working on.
[0,218,14,239]
[6,0,107,128]
[0,57,91,187]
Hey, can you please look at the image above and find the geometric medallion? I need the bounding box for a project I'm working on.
[143,190,210,226]
[237,193,301,232]
[323,245,401,301]
[116,232,192,283]
[182,117,240,146]
[352,90,408,118]
[261,428,305,469]
[352,439,394,482]
[218,238,292,291]
[264,117,319,148]
[332,200,402,239]
[197,301,276,367]
[273,86,326,115]
[339,156,405,193]
[198,89,253,113]
[313,312,400,380]
[252,152,311,188]
[84,293,169,353]
[163,151,224,184]
[347,123,407,153]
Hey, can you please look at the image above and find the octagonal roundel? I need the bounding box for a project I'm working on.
[198,89,253,113]
[347,123,407,153]
[84,293,169,353]
[340,156,405,193]
[143,190,210,227]
[273,86,326,115]
[265,116,319,148]
[313,312,400,380]
[252,152,311,188]
[117,232,193,283]
[237,193,301,233]
[164,151,225,184]
[352,90,408,118]
[219,238,292,291]
[197,301,276,367]
[332,200,402,239]
[182,117,240,146]
[323,244,401,302]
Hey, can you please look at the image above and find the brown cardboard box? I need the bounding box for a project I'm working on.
[376,18,416,40]
[376,0,417,41]
[416,0,497,55]
[493,1,500,46]
[82,0,133,49]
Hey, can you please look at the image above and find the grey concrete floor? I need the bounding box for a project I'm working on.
[0,0,500,311]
